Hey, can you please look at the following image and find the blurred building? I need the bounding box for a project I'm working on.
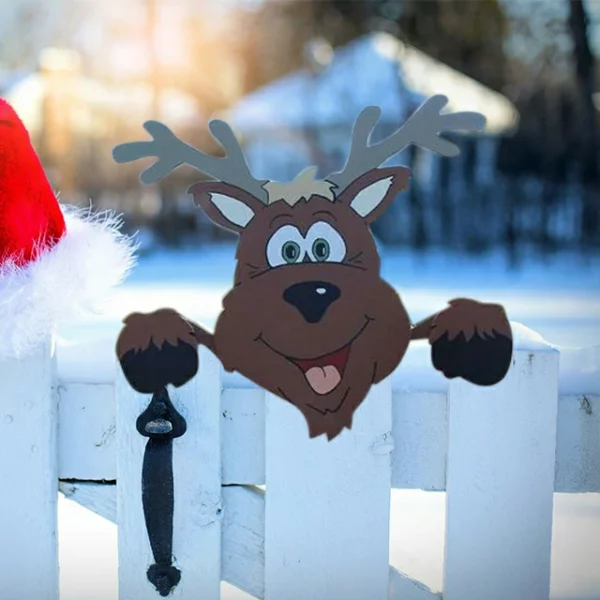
[228,32,518,178]
[227,32,520,247]
[0,47,211,249]
[1,48,203,159]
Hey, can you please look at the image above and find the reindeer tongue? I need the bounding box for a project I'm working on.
[293,346,350,395]
[305,365,341,395]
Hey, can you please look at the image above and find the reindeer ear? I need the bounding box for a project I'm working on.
[189,182,265,233]
[337,167,411,223]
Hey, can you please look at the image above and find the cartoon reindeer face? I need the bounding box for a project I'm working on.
[114,96,489,439]
[191,166,413,438]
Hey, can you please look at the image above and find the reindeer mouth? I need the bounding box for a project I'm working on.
[285,317,372,395]
[257,318,372,396]
[290,345,352,395]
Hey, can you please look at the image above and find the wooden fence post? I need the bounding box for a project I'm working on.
[0,341,59,600]
[443,345,560,600]
[116,347,222,600]
[264,377,393,600]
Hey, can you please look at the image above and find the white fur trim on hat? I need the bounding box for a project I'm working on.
[0,205,137,360]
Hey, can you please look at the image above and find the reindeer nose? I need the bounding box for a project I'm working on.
[283,281,341,323]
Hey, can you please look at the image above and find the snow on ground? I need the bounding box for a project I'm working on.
[56,244,600,352]
[57,490,600,600]
[56,244,600,600]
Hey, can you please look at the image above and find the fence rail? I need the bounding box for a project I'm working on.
[1,324,598,600]
[57,383,600,494]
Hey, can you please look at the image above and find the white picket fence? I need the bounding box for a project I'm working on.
[0,326,598,600]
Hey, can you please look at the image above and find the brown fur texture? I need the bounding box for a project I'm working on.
[116,309,198,358]
[412,299,512,343]
[116,309,201,394]
[410,299,512,386]
[431,299,511,342]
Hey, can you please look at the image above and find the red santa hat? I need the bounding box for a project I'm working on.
[0,98,136,359]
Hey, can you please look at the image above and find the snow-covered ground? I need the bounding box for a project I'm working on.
[57,244,600,351]
[56,245,600,600]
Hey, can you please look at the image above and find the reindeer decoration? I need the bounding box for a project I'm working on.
[114,95,513,442]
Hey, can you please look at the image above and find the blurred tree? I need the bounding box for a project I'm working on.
[234,0,319,92]
[567,0,599,247]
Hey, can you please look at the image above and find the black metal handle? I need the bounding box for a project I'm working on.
[136,387,186,596]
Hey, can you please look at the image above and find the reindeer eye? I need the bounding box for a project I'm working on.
[266,225,307,267]
[305,221,346,263]
[282,241,301,263]
[312,238,330,262]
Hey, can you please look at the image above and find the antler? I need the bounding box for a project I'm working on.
[327,95,486,192]
[112,120,269,203]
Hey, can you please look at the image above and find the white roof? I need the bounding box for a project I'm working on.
[229,32,518,135]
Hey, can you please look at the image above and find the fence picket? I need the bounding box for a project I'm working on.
[116,347,222,600]
[443,347,560,600]
[264,378,393,600]
[0,341,59,600]
[116,360,157,600]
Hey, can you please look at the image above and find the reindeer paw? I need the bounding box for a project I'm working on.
[116,309,200,394]
[429,299,513,386]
